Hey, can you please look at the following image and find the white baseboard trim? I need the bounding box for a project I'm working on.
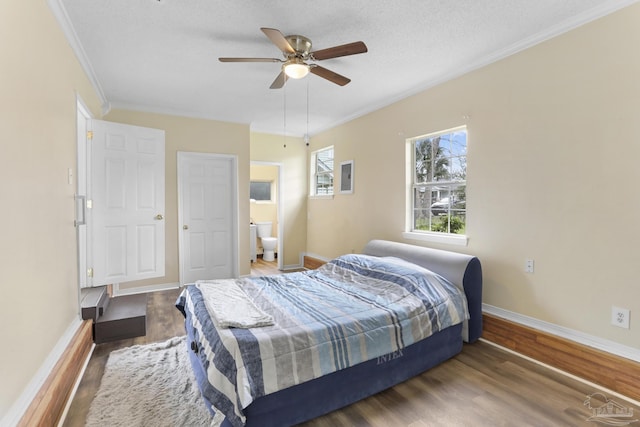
[483,304,640,363]
[303,252,331,262]
[238,263,308,277]
[0,317,82,427]
[281,263,302,271]
[242,262,301,274]
[112,282,180,297]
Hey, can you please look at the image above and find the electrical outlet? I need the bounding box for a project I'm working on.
[525,259,534,273]
[611,306,630,329]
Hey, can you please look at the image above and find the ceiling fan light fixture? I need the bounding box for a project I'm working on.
[284,59,310,79]
[219,28,367,88]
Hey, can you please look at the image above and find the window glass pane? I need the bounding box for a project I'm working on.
[430,187,451,216]
[430,185,466,234]
[438,135,452,159]
[312,146,334,195]
[451,156,466,180]
[451,184,466,213]
[316,173,333,195]
[413,208,432,231]
[250,181,271,201]
[450,130,467,156]
[414,139,432,183]
[409,127,467,235]
[432,213,466,234]
[316,147,334,174]
[433,136,450,182]
[413,186,429,209]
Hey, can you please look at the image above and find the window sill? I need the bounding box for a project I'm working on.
[309,195,334,200]
[402,231,468,247]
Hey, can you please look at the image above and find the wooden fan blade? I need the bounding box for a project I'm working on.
[219,57,281,63]
[270,70,288,89]
[311,41,368,60]
[310,65,351,86]
[261,28,295,54]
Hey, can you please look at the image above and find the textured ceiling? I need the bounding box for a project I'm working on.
[55,0,635,136]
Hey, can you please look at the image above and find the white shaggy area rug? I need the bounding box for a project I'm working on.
[85,336,216,427]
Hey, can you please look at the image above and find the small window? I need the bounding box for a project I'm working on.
[310,146,334,196]
[408,127,467,235]
[250,181,272,201]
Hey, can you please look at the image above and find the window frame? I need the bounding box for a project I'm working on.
[404,126,469,246]
[309,145,335,198]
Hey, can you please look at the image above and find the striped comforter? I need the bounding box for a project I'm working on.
[176,254,469,427]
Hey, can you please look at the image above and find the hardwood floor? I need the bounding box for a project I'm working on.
[301,342,640,427]
[63,266,640,427]
[62,289,186,427]
[250,257,287,275]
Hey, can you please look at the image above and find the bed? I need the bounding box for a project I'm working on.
[175,239,482,427]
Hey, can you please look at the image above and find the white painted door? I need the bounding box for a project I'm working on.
[77,104,89,288]
[88,119,165,286]
[178,152,237,284]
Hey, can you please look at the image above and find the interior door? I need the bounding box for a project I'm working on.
[77,105,89,288]
[88,119,165,286]
[178,152,238,284]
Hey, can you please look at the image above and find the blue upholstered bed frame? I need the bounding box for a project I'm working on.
[184,239,483,427]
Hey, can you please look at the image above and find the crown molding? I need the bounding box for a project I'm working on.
[317,0,640,137]
[47,0,109,113]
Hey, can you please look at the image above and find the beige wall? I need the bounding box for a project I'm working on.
[250,164,278,227]
[104,110,251,285]
[250,133,307,268]
[307,4,640,349]
[0,1,102,420]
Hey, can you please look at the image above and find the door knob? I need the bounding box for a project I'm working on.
[183,225,189,230]
[155,214,164,220]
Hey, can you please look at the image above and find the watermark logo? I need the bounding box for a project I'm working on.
[584,392,638,426]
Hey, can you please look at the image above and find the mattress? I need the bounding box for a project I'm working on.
[176,252,473,427]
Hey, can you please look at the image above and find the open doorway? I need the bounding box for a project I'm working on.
[250,162,283,272]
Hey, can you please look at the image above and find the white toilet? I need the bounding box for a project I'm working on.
[255,222,277,262]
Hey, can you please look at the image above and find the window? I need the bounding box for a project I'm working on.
[310,146,334,196]
[250,181,272,201]
[408,126,467,237]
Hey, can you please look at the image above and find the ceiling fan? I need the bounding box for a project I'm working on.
[219,27,368,89]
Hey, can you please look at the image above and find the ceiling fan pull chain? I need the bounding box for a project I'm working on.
[306,79,310,147]
[283,82,287,148]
